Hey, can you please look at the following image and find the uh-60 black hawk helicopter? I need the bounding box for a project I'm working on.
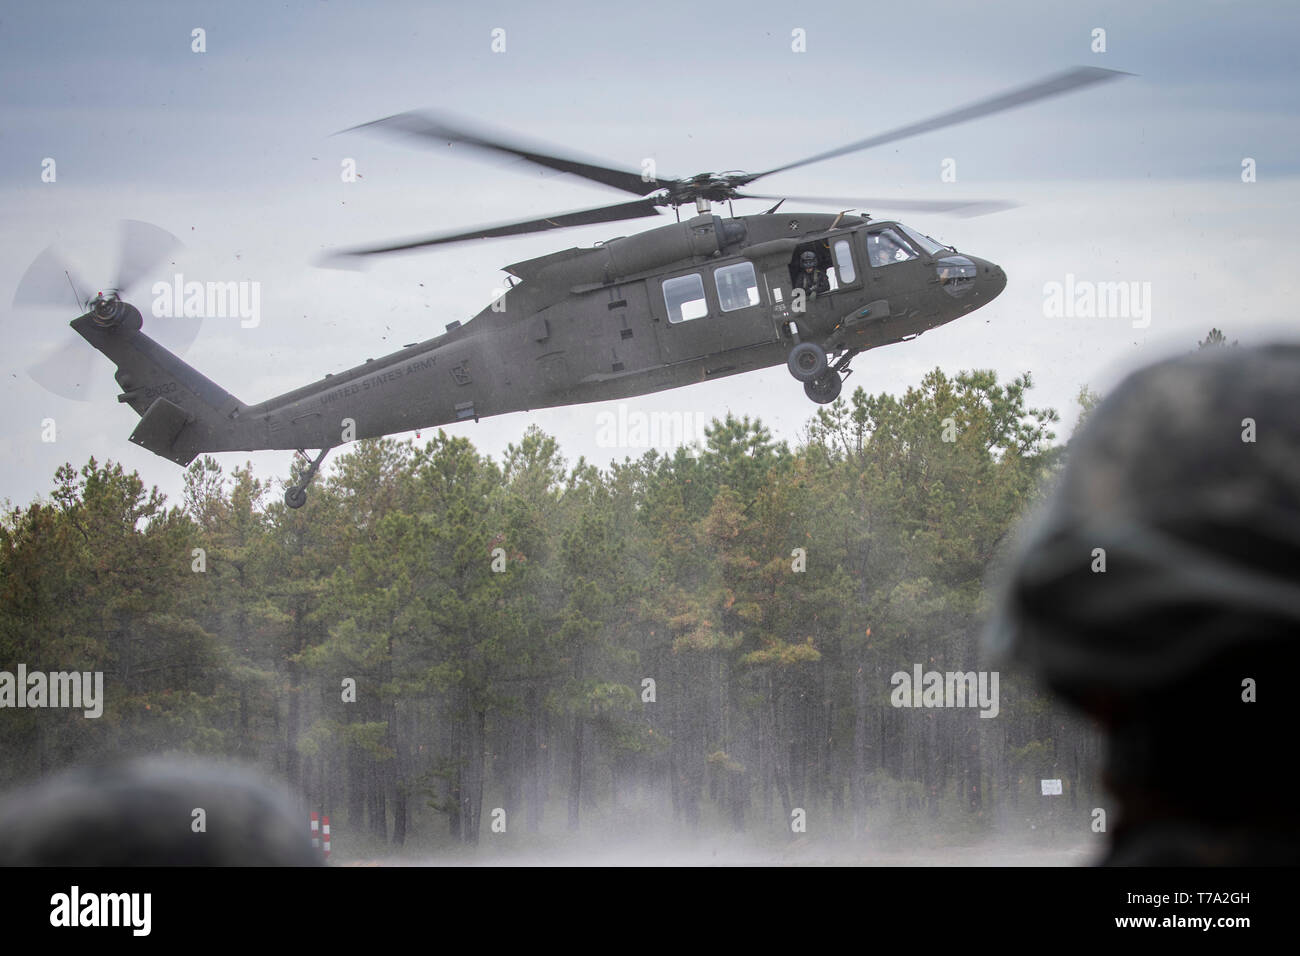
[48,66,1125,508]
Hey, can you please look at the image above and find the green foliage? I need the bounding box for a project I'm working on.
[0,366,1105,844]
[1198,327,1238,348]
[1074,385,1102,433]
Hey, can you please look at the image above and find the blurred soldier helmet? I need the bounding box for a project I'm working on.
[987,344,1300,864]
[0,756,324,866]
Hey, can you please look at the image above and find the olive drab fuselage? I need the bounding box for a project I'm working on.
[71,210,1005,507]
[229,211,1004,449]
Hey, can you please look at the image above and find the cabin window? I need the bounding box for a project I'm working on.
[833,239,856,284]
[864,228,918,267]
[714,261,759,312]
[664,273,708,323]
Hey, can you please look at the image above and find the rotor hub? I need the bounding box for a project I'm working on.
[90,291,124,327]
[659,172,751,207]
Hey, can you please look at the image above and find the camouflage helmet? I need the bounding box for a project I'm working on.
[0,756,324,865]
[986,344,1300,717]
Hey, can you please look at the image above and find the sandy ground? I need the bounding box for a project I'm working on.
[340,839,1101,867]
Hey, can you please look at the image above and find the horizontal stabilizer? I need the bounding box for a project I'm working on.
[129,397,195,464]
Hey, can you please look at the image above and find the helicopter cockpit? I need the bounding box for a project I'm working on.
[896,224,951,257]
[867,223,979,298]
[865,227,919,267]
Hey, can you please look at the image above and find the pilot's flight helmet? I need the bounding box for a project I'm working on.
[800,251,817,268]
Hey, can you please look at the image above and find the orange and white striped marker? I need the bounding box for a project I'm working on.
[322,815,331,858]
[310,811,320,849]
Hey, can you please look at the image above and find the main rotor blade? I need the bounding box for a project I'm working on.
[738,193,1017,217]
[342,110,666,197]
[115,220,182,296]
[747,66,1132,182]
[323,197,664,261]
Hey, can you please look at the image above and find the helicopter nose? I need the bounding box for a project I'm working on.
[977,258,1006,300]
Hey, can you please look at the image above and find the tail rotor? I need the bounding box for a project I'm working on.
[11,220,188,401]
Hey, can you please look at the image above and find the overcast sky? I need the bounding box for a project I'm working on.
[2,0,1297,507]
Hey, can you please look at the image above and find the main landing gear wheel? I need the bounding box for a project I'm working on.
[284,446,331,510]
[787,342,828,382]
[804,373,842,404]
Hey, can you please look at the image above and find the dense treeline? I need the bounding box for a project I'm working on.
[1,368,1108,850]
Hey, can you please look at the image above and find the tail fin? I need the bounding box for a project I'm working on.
[72,307,250,466]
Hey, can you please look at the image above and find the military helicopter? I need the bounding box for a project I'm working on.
[37,66,1126,508]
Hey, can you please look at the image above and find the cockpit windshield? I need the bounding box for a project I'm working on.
[864,228,918,267]
[898,224,950,257]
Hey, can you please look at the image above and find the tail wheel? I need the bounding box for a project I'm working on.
[787,342,828,382]
[285,487,307,509]
[804,372,842,404]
